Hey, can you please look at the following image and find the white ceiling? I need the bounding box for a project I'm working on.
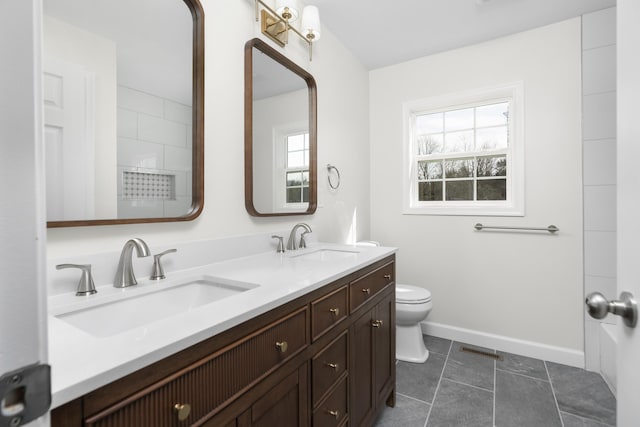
[311,0,616,69]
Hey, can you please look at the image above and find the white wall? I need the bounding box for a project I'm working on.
[370,19,584,359]
[46,2,371,258]
[581,7,617,373]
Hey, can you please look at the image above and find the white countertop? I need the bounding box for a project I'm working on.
[48,243,396,408]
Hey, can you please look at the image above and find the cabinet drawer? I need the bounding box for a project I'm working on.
[312,285,348,340]
[349,262,394,312]
[313,377,348,427]
[312,332,348,405]
[85,307,309,427]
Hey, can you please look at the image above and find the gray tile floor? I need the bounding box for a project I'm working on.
[375,335,616,427]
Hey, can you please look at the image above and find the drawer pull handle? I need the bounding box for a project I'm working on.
[275,341,289,353]
[329,307,340,316]
[174,403,191,421]
[384,274,391,279]
[372,319,384,328]
[325,362,339,370]
[362,288,371,295]
[327,409,340,418]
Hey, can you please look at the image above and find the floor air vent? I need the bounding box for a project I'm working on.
[459,345,503,361]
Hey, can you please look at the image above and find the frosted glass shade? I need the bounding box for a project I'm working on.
[276,0,298,21]
[301,5,321,41]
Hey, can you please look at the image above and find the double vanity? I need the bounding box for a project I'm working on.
[43,0,391,424]
[49,235,396,427]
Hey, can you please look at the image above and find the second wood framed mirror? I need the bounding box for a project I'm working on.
[244,38,317,217]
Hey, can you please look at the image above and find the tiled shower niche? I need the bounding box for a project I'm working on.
[117,85,192,218]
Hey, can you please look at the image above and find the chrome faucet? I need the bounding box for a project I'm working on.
[286,223,312,250]
[114,238,150,288]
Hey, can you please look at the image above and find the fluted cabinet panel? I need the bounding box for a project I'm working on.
[86,307,309,427]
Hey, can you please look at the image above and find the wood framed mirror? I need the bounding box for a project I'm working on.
[244,38,317,217]
[44,0,204,227]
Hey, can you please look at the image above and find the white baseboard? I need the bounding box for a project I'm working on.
[421,321,585,368]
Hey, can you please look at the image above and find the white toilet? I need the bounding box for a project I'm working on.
[396,284,432,363]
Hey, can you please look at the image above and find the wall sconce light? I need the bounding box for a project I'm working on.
[254,0,321,60]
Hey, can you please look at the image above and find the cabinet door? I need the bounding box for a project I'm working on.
[374,293,394,406]
[250,363,309,427]
[349,309,374,427]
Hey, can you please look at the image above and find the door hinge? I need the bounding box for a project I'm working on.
[0,363,51,427]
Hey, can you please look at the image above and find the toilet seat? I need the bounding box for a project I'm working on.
[396,284,431,304]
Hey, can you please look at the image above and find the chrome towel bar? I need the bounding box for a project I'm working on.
[474,223,559,234]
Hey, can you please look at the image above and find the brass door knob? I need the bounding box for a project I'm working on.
[362,288,371,294]
[174,403,191,421]
[372,319,383,328]
[329,307,340,316]
[325,362,339,370]
[275,341,289,353]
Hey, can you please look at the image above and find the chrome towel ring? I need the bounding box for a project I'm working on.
[327,164,340,189]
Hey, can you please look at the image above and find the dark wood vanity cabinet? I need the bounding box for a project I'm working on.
[51,255,395,427]
[350,264,395,427]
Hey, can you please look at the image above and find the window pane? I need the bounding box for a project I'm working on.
[418,160,442,180]
[287,171,302,186]
[302,187,309,202]
[304,133,309,149]
[287,134,305,151]
[445,108,474,132]
[302,171,309,185]
[416,113,443,134]
[287,151,305,168]
[477,155,506,177]
[476,102,509,127]
[287,188,301,203]
[417,134,443,155]
[477,179,507,200]
[304,150,309,166]
[445,180,473,200]
[418,182,442,201]
[444,158,474,178]
[476,126,508,150]
[444,130,474,153]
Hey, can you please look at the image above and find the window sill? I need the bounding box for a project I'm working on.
[403,202,524,217]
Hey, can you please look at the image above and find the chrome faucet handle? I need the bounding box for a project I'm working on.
[151,249,177,280]
[271,235,285,253]
[299,231,310,249]
[56,263,97,296]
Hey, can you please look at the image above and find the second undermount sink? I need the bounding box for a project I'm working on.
[292,248,359,262]
[55,277,258,338]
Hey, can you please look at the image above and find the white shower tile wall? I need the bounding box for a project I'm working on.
[116,86,192,218]
[581,7,617,376]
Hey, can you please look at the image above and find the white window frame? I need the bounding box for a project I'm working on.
[402,82,525,216]
[273,121,309,211]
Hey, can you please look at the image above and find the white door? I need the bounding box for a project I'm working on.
[0,0,50,425]
[43,58,95,221]
[616,0,640,424]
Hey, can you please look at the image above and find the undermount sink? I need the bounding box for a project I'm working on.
[55,278,258,337]
[292,248,359,262]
